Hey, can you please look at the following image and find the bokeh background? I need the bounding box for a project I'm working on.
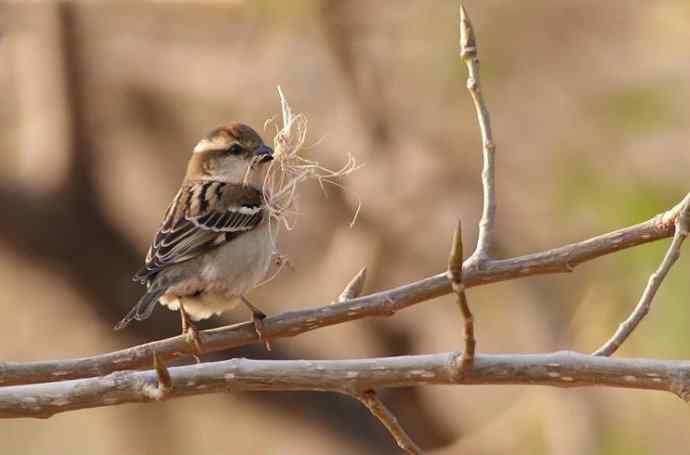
[1,1,689,454]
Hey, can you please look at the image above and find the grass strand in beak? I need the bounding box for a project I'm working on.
[259,87,362,275]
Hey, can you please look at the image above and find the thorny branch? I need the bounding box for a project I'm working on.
[0,196,685,387]
[593,195,690,356]
[1,4,688,455]
[4,351,690,419]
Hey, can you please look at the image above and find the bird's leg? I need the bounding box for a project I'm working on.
[178,299,203,360]
[240,295,271,351]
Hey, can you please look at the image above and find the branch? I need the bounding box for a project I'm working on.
[4,351,690,419]
[0,195,685,387]
[594,194,690,356]
[460,4,497,262]
[353,390,424,455]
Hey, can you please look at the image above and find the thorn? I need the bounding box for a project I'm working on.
[153,351,173,394]
[337,266,368,303]
[448,219,464,286]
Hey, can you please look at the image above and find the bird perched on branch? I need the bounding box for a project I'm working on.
[115,122,275,352]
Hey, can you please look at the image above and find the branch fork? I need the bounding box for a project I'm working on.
[593,195,690,356]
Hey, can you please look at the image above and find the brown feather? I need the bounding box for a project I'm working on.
[133,181,263,284]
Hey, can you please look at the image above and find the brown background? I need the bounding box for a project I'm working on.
[1,1,689,454]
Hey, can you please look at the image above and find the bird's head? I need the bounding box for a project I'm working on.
[186,122,274,187]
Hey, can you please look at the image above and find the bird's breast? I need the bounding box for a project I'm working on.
[200,222,273,295]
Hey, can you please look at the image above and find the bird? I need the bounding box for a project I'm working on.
[115,122,276,352]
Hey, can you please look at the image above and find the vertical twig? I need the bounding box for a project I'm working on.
[448,219,476,370]
[593,195,690,356]
[460,4,497,262]
[354,390,424,455]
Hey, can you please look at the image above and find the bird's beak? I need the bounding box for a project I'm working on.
[255,144,274,163]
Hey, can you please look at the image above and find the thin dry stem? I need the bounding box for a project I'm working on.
[248,88,361,290]
[593,195,690,356]
[263,87,361,251]
[460,4,497,262]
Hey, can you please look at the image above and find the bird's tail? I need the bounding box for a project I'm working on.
[114,286,167,331]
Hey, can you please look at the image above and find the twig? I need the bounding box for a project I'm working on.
[448,219,475,370]
[338,266,368,302]
[460,4,497,262]
[0,195,685,387]
[594,195,690,356]
[4,351,690,419]
[354,390,424,455]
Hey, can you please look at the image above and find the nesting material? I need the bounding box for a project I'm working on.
[251,86,361,282]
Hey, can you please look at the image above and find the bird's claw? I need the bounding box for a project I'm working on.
[241,295,271,351]
[252,310,271,351]
[179,301,204,360]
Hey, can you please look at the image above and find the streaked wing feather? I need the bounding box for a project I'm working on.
[133,182,263,284]
[188,208,260,232]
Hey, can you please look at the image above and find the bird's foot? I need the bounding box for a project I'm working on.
[179,302,203,361]
[241,296,271,351]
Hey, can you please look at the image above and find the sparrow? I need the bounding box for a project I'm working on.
[115,122,275,351]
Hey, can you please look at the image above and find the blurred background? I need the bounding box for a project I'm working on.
[1,1,689,454]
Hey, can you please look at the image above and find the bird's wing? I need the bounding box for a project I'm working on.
[133,181,263,284]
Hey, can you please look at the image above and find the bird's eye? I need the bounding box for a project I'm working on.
[227,144,243,155]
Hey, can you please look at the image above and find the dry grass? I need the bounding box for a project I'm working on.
[265,86,360,229]
[251,87,361,282]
